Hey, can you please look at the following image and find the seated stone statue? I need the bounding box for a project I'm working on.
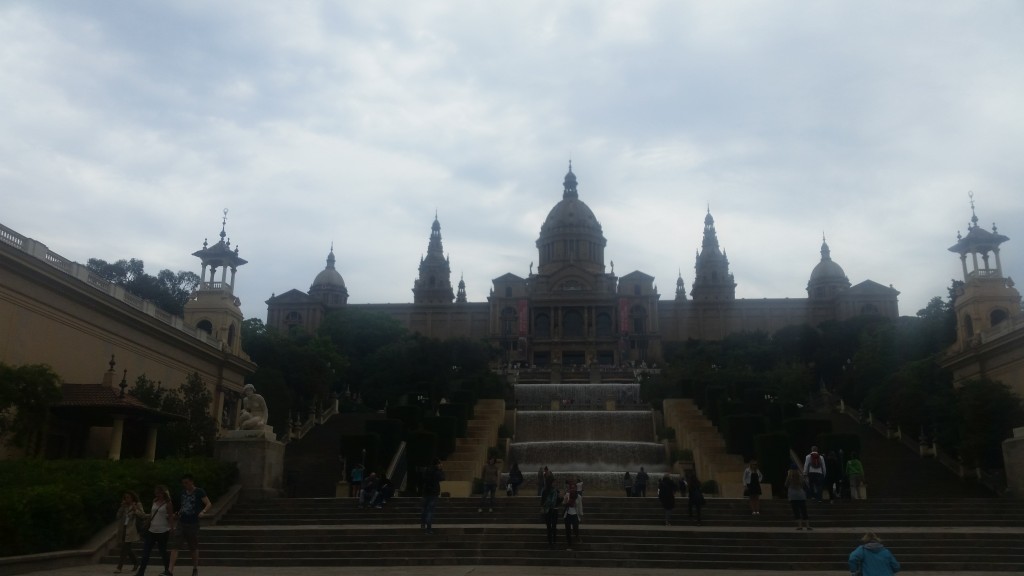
[237,383,268,430]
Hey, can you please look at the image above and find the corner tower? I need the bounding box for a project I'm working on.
[184,209,247,355]
[948,196,1021,351]
[413,214,455,304]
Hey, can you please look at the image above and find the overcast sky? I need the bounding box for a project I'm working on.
[3,1,1023,322]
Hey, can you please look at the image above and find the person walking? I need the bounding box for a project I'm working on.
[803,446,826,502]
[786,464,811,530]
[135,485,173,576]
[743,459,764,516]
[540,482,560,549]
[846,453,866,500]
[420,458,445,534]
[657,473,677,526]
[115,491,145,574]
[562,481,581,550]
[165,474,212,576]
[479,457,499,512]
[635,467,649,497]
[848,532,901,575]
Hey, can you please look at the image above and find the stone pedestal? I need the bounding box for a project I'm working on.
[1002,427,1024,498]
[215,426,285,499]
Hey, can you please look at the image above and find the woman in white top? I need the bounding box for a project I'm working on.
[134,485,174,576]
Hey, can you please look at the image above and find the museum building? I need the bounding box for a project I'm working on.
[266,165,900,365]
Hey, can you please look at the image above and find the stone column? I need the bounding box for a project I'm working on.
[1002,427,1024,498]
[144,424,158,462]
[108,416,124,461]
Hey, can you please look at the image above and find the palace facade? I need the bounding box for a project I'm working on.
[266,165,900,365]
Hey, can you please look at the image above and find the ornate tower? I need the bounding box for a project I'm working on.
[948,196,1021,351]
[456,274,467,303]
[675,271,687,302]
[690,209,736,302]
[184,210,248,355]
[807,235,851,300]
[413,214,455,304]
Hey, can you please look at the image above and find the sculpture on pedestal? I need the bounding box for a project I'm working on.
[237,384,268,430]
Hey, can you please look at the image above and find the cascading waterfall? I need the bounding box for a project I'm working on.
[508,382,667,494]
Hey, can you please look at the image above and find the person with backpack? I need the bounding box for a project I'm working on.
[540,482,560,549]
[562,481,581,550]
[848,532,900,575]
[803,446,827,502]
[684,470,705,525]
[420,459,445,535]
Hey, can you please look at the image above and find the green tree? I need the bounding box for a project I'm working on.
[86,258,200,316]
[0,363,62,455]
[954,378,1024,468]
[157,373,218,457]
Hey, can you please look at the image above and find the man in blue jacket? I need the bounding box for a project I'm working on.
[848,532,900,576]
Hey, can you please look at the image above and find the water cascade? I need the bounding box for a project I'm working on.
[508,378,667,494]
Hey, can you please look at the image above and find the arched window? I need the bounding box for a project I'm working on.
[991,308,1009,327]
[197,320,213,334]
[535,313,551,338]
[860,304,879,315]
[964,314,974,338]
[595,312,613,338]
[227,323,236,346]
[630,305,648,335]
[563,310,584,338]
[500,306,517,337]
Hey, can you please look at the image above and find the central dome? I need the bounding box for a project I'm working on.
[536,164,607,275]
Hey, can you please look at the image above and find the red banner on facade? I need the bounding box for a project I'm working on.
[517,299,528,336]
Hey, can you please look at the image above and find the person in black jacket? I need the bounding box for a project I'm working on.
[420,459,445,534]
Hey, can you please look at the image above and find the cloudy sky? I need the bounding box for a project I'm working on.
[3,1,1022,322]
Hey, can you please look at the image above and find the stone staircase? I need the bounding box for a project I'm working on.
[663,398,753,498]
[439,399,505,497]
[101,496,1024,571]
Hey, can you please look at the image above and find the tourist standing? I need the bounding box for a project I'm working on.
[786,464,811,530]
[420,458,445,534]
[562,481,581,550]
[685,470,705,525]
[743,459,764,515]
[825,450,842,502]
[350,463,364,498]
[848,532,901,575]
[115,491,144,574]
[635,466,649,497]
[166,474,212,576]
[803,446,826,502]
[846,453,866,500]
[135,485,173,576]
[508,462,524,496]
[622,471,634,497]
[479,457,499,512]
[657,473,677,525]
[540,483,560,549]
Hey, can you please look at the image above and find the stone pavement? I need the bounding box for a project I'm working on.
[22,566,1015,576]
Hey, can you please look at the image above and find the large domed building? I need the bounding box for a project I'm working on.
[266,163,900,363]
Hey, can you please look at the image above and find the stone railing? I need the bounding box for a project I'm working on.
[0,221,223,350]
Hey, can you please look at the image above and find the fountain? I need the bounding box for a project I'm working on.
[507,378,667,494]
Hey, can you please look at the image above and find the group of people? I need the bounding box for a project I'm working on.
[351,466,396,509]
[538,469,584,550]
[114,474,212,576]
[741,447,867,531]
